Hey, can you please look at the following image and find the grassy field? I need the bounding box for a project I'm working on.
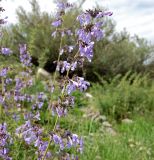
[0,75,154,160]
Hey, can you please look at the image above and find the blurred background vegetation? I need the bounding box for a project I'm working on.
[1,0,154,82]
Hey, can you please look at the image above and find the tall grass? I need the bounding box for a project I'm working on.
[90,72,154,120]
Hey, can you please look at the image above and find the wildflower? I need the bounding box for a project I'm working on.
[77,29,91,43]
[53,134,64,150]
[79,41,94,62]
[5,78,12,84]
[52,19,62,27]
[51,31,57,38]
[0,68,9,77]
[1,47,12,55]
[57,1,72,10]
[66,80,77,95]
[96,11,113,18]
[77,13,91,25]
[19,44,32,66]
[0,123,12,160]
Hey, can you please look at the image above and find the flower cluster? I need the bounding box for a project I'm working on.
[77,9,112,61]
[0,123,12,160]
[66,76,90,95]
[14,77,33,106]
[32,92,47,110]
[19,44,32,66]
[56,61,77,73]
[51,95,75,117]
[51,1,74,38]
[1,48,12,56]
[16,120,51,159]
[52,1,73,28]
[53,131,83,153]
[0,1,112,159]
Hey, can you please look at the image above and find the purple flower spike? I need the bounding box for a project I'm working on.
[0,123,12,160]
[19,44,32,66]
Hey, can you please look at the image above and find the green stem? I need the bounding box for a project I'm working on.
[0,77,4,119]
[42,116,59,160]
[43,25,64,160]
[53,28,63,84]
[1,77,4,95]
[42,24,80,160]
[47,27,63,124]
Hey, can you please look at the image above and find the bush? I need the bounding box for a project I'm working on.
[90,72,154,120]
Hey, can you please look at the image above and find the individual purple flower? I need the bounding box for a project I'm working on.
[68,45,74,53]
[91,25,104,41]
[71,61,77,71]
[1,47,12,55]
[52,19,62,27]
[12,113,20,122]
[56,1,73,11]
[77,13,91,26]
[51,31,57,38]
[0,68,9,77]
[79,41,94,62]
[33,111,41,121]
[25,94,33,102]
[35,139,52,160]
[72,134,79,146]
[53,134,61,144]
[37,92,46,101]
[77,77,90,92]
[5,78,12,84]
[96,11,113,18]
[77,29,91,43]
[66,80,77,95]
[61,61,70,73]
[32,92,46,109]
[57,61,77,73]
[56,107,67,117]
[66,137,73,149]
[37,101,44,109]
[0,95,4,105]
[59,45,74,55]
[66,77,90,94]
[53,134,64,150]
[63,96,75,107]
[19,44,27,54]
[66,30,73,36]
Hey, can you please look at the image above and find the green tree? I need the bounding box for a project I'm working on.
[1,0,154,81]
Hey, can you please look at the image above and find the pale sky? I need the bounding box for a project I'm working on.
[1,0,154,43]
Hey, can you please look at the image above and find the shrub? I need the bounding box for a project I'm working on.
[90,72,154,120]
